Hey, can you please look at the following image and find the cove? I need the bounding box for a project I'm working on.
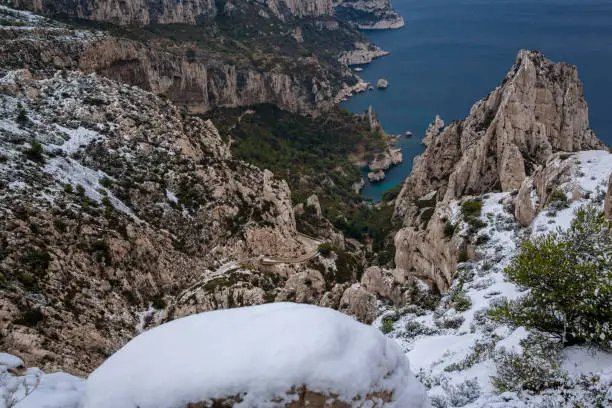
[344,0,612,201]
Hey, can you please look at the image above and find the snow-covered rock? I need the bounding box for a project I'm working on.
[85,303,429,408]
[0,355,84,408]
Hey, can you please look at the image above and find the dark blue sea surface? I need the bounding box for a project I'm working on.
[344,0,612,201]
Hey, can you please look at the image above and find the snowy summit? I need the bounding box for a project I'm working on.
[84,303,429,408]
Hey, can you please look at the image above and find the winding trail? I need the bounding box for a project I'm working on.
[175,233,322,305]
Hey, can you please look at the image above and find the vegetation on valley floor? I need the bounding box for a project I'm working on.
[206,104,398,265]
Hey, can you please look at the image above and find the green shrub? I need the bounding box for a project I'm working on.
[76,184,86,196]
[380,317,394,334]
[443,221,456,238]
[475,234,490,245]
[547,189,569,213]
[22,249,51,276]
[381,184,402,203]
[24,139,45,163]
[63,183,73,193]
[99,176,112,188]
[317,242,335,256]
[452,291,472,312]
[461,199,483,218]
[14,308,45,327]
[16,106,28,125]
[548,189,568,204]
[491,333,566,393]
[458,248,469,263]
[436,314,465,329]
[185,48,196,62]
[490,205,611,347]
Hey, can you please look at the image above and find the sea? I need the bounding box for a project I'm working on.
[342,0,612,201]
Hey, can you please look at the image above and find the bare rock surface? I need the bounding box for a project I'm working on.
[393,50,606,291]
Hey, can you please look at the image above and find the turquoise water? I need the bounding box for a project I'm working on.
[344,0,612,201]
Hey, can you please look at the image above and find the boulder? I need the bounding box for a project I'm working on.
[84,303,429,408]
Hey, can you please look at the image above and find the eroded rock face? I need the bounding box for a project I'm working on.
[514,153,575,226]
[10,0,334,24]
[0,69,303,375]
[338,284,378,323]
[0,28,335,114]
[393,50,606,291]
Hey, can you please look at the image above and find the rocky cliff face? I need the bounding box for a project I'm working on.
[9,0,334,24]
[393,50,606,291]
[333,0,404,29]
[0,16,338,114]
[8,0,402,28]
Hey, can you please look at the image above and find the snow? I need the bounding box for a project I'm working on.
[44,157,137,219]
[51,125,102,154]
[562,346,612,377]
[408,334,478,373]
[531,150,612,238]
[165,190,178,204]
[494,327,528,355]
[0,359,84,408]
[0,354,23,369]
[85,303,429,408]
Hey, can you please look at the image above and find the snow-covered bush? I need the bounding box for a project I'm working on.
[491,205,611,347]
[404,320,440,338]
[429,378,481,408]
[435,314,465,329]
[491,332,566,393]
[450,291,472,312]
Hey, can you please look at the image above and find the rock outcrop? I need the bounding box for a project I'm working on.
[334,0,404,29]
[367,147,401,182]
[338,41,389,65]
[0,66,376,375]
[377,78,389,89]
[393,50,606,291]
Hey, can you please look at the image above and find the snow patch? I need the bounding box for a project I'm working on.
[85,303,429,408]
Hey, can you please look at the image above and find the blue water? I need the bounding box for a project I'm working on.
[344,0,612,201]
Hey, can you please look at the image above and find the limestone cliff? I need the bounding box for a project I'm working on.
[0,17,339,114]
[393,50,606,291]
[8,0,402,29]
[334,0,404,29]
[9,0,334,24]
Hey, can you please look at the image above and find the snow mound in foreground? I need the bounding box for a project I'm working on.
[85,303,428,408]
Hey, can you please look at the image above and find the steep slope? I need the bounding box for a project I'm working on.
[0,65,384,376]
[8,0,402,29]
[393,50,607,291]
[0,67,306,375]
[9,0,333,24]
[378,150,612,407]
[0,6,358,114]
